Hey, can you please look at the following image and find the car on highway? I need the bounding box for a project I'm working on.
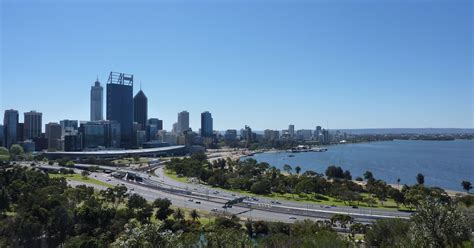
[289,216,297,220]
[188,199,194,202]
[195,201,201,204]
[211,208,218,212]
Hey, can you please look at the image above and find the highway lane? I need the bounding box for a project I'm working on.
[152,166,412,219]
[29,162,411,223]
[75,172,328,224]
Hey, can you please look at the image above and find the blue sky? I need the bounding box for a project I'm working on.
[1,0,473,131]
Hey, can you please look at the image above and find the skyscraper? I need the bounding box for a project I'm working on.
[3,109,19,148]
[45,122,62,151]
[24,111,42,140]
[60,119,78,138]
[133,90,148,130]
[200,111,213,137]
[177,111,189,133]
[107,72,133,148]
[289,124,295,139]
[90,78,103,121]
[0,125,4,147]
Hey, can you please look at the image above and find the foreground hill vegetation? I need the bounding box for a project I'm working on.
[0,149,473,247]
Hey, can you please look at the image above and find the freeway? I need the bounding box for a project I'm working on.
[152,166,412,220]
[29,162,412,223]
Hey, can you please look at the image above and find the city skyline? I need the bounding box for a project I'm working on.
[1,0,473,130]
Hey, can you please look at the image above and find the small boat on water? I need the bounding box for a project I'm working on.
[288,155,295,157]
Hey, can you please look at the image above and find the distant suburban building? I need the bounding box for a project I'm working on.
[264,129,280,141]
[177,111,189,134]
[24,111,42,140]
[288,124,295,139]
[200,111,213,137]
[133,89,148,130]
[90,78,103,121]
[46,122,62,151]
[241,125,255,143]
[107,72,133,148]
[3,109,19,148]
[315,126,322,141]
[224,129,237,140]
[296,129,313,140]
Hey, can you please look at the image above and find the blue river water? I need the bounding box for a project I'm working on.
[247,140,474,191]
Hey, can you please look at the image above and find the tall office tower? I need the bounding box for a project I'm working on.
[79,121,106,149]
[200,111,213,137]
[288,124,295,139]
[172,122,178,134]
[60,119,78,138]
[90,78,103,121]
[0,125,4,147]
[315,125,322,140]
[45,122,62,151]
[3,109,19,148]
[103,120,121,148]
[107,72,133,148]
[133,90,148,130]
[24,111,42,140]
[16,123,24,142]
[177,111,189,133]
[146,118,162,141]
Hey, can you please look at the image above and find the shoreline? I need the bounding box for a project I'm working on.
[207,144,472,196]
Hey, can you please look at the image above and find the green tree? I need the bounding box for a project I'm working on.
[0,147,9,161]
[409,199,471,247]
[461,181,472,193]
[81,170,90,178]
[0,188,10,216]
[127,194,147,210]
[295,166,301,175]
[190,209,200,222]
[9,144,24,160]
[250,179,271,194]
[173,208,184,221]
[153,198,174,221]
[416,173,424,185]
[365,218,410,247]
[364,171,374,180]
[283,164,293,175]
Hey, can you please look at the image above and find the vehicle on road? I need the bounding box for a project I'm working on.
[188,199,194,202]
[289,216,297,220]
[211,208,218,212]
[195,201,201,204]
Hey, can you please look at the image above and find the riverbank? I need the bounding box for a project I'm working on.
[245,140,474,192]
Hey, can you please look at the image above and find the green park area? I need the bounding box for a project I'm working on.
[49,173,114,188]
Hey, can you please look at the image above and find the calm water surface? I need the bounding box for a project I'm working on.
[248,140,474,191]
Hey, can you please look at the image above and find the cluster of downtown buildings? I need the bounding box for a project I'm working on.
[1,71,336,153]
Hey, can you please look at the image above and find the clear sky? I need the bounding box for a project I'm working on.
[1,0,473,131]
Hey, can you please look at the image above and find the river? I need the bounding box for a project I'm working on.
[246,140,474,191]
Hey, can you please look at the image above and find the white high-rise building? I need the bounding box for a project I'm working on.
[177,111,189,133]
[90,78,103,121]
[289,124,295,139]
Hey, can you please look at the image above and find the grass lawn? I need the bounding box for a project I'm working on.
[49,174,113,188]
[164,169,191,184]
[162,171,408,211]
